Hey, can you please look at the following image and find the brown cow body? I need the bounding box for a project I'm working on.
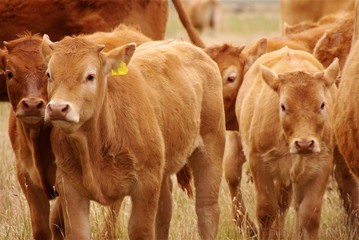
[236,47,339,239]
[0,0,168,44]
[0,0,168,101]
[41,37,225,239]
[335,0,359,179]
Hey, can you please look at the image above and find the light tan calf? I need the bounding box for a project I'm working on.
[182,0,219,33]
[236,47,339,239]
[41,37,225,239]
[283,11,351,35]
[223,131,256,236]
[280,0,354,34]
[313,12,354,70]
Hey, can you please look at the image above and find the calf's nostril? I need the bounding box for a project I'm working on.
[308,140,314,149]
[62,104,69,113]
[23,101,29,108]
[36,101,43,109]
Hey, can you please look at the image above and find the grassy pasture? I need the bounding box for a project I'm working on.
[0,2,357,239]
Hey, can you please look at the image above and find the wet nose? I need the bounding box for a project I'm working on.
[295,140,315,154]
[20,98,46,114]
[47,102,70,120]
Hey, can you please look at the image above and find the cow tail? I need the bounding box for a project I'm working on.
[176,164,194,199]
[171,0,206,48]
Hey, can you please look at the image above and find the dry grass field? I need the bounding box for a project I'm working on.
[0,1,357,239]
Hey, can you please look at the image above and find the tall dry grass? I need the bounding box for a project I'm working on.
[0,3,357,240]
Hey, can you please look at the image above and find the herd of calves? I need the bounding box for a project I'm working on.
[2,0,359,239]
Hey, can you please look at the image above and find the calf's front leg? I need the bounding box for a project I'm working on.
[56,173,91,240]
[293,164,331,240]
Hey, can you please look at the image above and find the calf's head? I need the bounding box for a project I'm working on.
[205,38,267,130]
[41,35,136,133]
[261,58,339,154]
[1,34,48,128]
[205,44,246,119]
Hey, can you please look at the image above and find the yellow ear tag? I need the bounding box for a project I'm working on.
[111,61,128,76]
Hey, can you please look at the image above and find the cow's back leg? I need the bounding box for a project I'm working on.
[249,152,277,240]
[16,170,52,240]
[155,175,173,239]
[189,133,224,239]
[223,131,256,236]
[334,147,359,228]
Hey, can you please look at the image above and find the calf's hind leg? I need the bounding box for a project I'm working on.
[249,152,277,240]
[223,131,256,236]
[128,171,162,240]
[155,175,173,239]
[189,136,224,239]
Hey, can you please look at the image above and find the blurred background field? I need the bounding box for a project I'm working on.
[0,1,355,239]
[167,0,280,46]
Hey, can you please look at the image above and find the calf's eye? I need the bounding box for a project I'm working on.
[86,74,95,82]
[46,72,51,82]
[320,102,325,110]
[227,75,236,83]
[6,70,13,79]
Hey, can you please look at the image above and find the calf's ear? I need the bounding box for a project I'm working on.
[244,38,267,73]
[103,43,136,75]
[41,34,56,63]
[323,57,340,88]
[261,64,279,92]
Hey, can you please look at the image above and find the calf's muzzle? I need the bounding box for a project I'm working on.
[295,139,315,154]
[46,102,70,121]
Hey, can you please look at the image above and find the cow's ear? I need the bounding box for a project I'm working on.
[323,57,340,88]
[313,33,328,55]
[41,34,56,63]
[282,22,290,35]
[103,43,136,75]
[244,38,267,72]
[3,41,14,52]
[261,64,279,91]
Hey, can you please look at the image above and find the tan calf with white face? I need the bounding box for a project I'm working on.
[236,47,339,239]
[41,35,225,239]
